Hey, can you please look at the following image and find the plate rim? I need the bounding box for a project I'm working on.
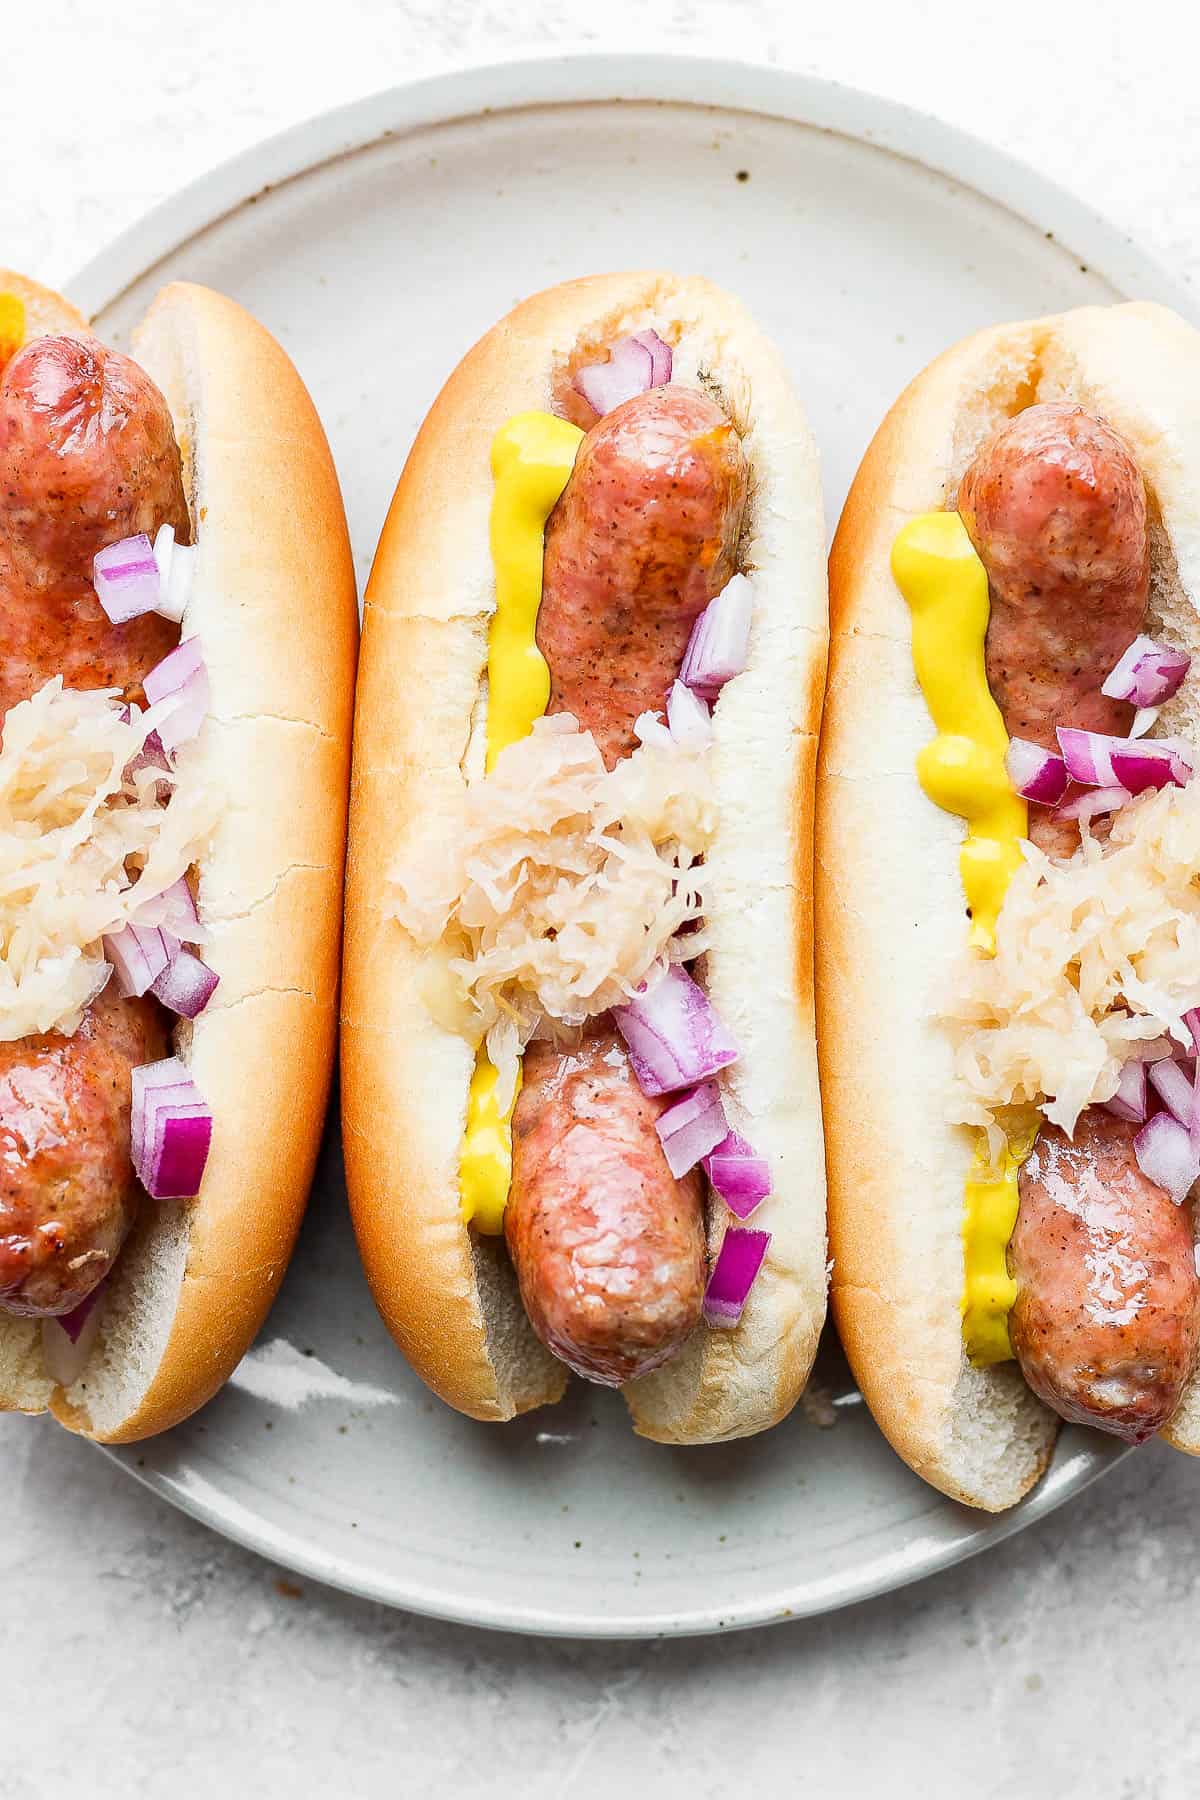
[77,48,1156,1637]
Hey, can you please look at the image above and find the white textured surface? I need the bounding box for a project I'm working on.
[4,3,1200,1795]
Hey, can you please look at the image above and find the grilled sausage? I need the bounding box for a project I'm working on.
[0,334,187,1317]
[0,987,169,1315]
[506,1028,706,1385]
[1009,1111,1200,1442]
[960,400,1148,859]
[504,383,748,1384]
[960,401,1200,1437]
[0,334,185,715]
[539,384,747,770]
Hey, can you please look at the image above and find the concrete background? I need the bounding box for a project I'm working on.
[4,4,1199,1795]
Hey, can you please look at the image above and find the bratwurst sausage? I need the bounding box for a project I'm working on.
[538,385,747,771]
[1008,1111,1200,1443]
[504,383,749,1385]
[959,401,1200,1439]
[960,401,1147,860]
[507,1029,707,1384]
[0,333,187,1317]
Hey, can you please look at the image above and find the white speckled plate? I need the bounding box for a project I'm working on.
[72,52,1190,1638]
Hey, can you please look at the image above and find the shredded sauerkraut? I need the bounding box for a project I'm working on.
[387,712,717,1106]
[944,780,1200,1160]
[0,678,220,1041]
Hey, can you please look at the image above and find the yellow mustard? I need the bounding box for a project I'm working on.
[0,293,26,367]
[892,509,1034,1364]
[892,510,1027,955]
[485,411,584,771]
[459,409,583,1233]
[960,1113,1040,1364]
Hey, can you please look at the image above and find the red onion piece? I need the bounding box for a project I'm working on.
[151,524,196,625]
[144,637,209,751]
[1134,1111,1200,1204]
[574,336,656,416]
[666,679,712,749]
[40,1282,107,1386]
[93,533,160,624]
[150,948,219,1019]
[1131,707,1160,739]
[629,330,672,385]
[612,964,739,1097]
[134,875,201,939]
[703,1227,772,1328]
[1006,737,1069,805]
[704,1129,772,1219]
[655,1080,728,1177]
[131,1056,213,1199]
[1054,785,1131,824]
[1149,1057,1194,1125]
[103,923,179,998]
[1104,1059,1147,1124]
[679,574,753,694]
[1101,634,1191,707]
[1110,742,1191,795]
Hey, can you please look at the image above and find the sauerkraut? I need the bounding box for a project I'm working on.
[0,678,220,1041]
[387,712,717,1106]
[945,780,1200,1159]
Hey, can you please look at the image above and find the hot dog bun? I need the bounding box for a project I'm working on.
[820,301,1200,1509]
[0,273,356,1440]
[342,272,828,1441]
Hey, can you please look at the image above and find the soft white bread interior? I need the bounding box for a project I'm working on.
[342,272,829,1440]
[820,301,1200,1509]
[0,274,357,1440]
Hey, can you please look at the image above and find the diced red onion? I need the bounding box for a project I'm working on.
[1058,727,1190,796]
[612,963,739,1097]
[144,638,209,751]
[150,948,219,1019]
[704,1129,772,1219]
[1155,737,1195,786]
[633,711,674,751]
[703,1227,771,1328]
[1055,785,1131,823]
[131,1056,213,1199]
[1131,707,1160,739]
[655,1080,728,1177]
[93,533,161,624]
[1104,1060,1147,1124]
[630,329,673,385]
[574,331,672,416]
[103,923,179,998]
[1101,634,1191,707]
[679,574,753,694]
[666,679,712,749]
[1006,737,1069,805]
[40,1282,107,1387]
[151,523,197,625]
[134,875,202,940]
[1134,1111,1200,1204]
[1149,1058,1193,1126]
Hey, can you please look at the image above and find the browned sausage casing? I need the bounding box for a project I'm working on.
[539,385,747,771]
[1009,1112,1200,1443]
[0,987,169,1314]
[507,1030,707,1385]
[959,401,1200,1439]
[503,382,748,1386]
[961,401,1147,860]
[0,333,187,1317]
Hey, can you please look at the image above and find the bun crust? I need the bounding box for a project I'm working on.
[0,275,357,1440]
[820,301,1200,1508]
[342,273,829,1441]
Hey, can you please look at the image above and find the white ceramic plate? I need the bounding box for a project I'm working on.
[73,52,1191,1639]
